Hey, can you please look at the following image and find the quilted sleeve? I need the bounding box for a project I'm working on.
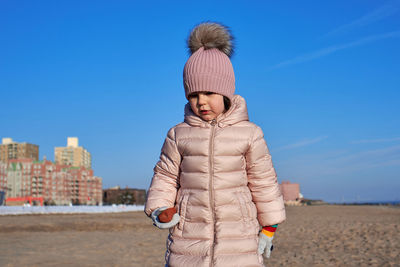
[245,126,286,226]
[144,127,181,216]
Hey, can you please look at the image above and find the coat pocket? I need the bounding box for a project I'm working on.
[236,192,250,223]
[243,192,257,220]
[177,193,189,231]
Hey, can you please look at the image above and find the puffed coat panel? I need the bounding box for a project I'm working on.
[145,95,285,267]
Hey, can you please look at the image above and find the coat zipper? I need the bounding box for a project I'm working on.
[209,119,217,267]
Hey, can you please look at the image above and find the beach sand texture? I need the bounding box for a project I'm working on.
[0,205,399,267]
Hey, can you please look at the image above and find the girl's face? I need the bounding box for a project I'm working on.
[188,92,225,121]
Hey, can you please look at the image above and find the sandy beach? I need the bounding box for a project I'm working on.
[0,205,399,267]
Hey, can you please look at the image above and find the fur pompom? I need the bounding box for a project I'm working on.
[187,22,234,58]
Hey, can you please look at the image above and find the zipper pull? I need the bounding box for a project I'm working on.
[210,119,217,126]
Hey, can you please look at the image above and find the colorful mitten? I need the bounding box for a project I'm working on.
[151,206,180,229]
[258,224,277,258]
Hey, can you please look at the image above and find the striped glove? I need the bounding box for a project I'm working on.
[258,224,277,258]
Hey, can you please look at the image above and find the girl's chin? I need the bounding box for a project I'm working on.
[201,116,216,121]
[196,112,217,121]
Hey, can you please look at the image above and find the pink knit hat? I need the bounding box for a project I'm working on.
[183,23,235,100]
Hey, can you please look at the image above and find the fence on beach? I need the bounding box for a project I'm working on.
[0,205,145,215]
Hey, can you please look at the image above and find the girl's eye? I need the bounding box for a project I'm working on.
[188,93,198,98]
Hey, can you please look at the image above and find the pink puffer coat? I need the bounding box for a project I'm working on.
[145,95,285,267]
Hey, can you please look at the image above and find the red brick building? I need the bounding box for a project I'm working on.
[103,186,146,205]
[3,158,102,205]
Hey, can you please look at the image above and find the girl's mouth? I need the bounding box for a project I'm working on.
[200,110,210,114]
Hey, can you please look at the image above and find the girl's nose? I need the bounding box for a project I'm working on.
[198,94,206,105]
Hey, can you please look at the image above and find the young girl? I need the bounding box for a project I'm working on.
[145,22,285,267]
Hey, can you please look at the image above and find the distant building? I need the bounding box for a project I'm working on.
[103,186,146,205]
[280,181,302,205]
[0,138,39,162]
[55,137,91,169]
[0,191,5,206]
[3,158,102,205]
[0,161,7,193]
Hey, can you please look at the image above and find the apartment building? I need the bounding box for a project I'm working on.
[0,138,39,162]
[55,137,91,169]
[0,161,7,193]
[4,158,102,205]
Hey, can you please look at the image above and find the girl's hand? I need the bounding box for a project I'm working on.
[158,207,177,223]
[258,231,273,258]
[258,225,277,258]
[151,206,180,229]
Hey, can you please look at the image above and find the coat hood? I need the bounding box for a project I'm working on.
[184,94,249,127]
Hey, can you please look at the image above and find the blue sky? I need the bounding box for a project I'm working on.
[1,0,399,203]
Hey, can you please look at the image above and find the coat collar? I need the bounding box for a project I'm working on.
[184,95,249,128]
